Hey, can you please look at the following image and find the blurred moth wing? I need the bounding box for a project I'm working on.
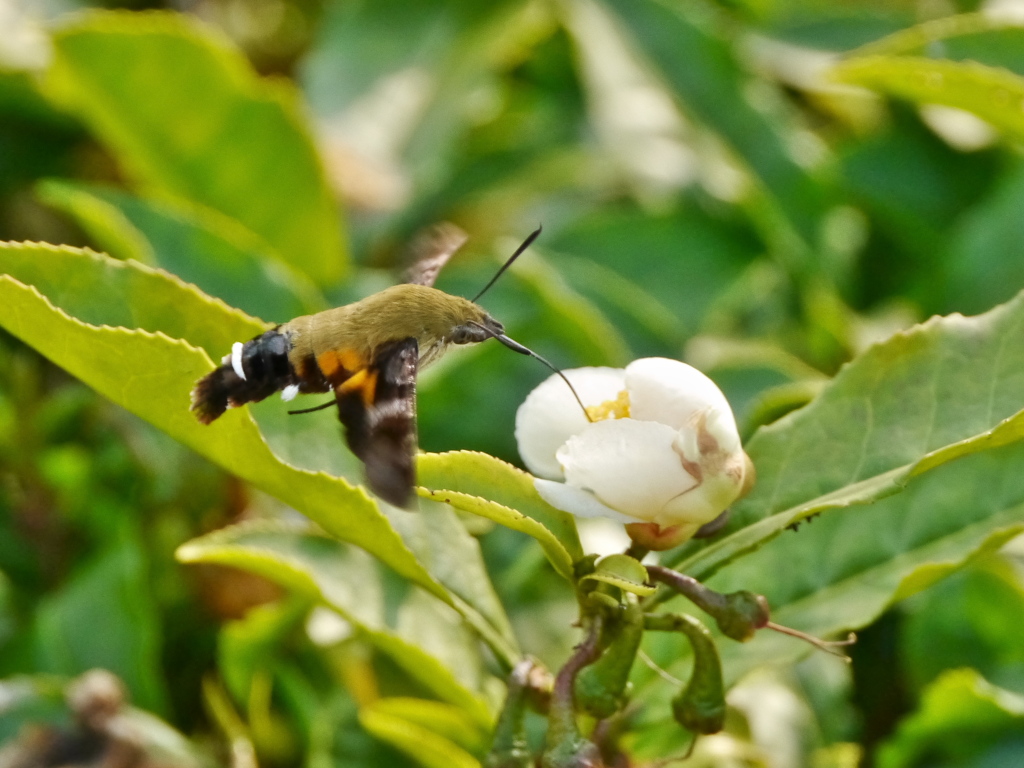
[401,221,468,287]
[337,337,419,507]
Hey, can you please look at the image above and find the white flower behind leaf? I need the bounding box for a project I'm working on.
[515,358,754,550]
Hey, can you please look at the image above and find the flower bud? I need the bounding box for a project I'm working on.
[516,358,751,547]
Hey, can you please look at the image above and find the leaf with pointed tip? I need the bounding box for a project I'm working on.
[714,439,1024,677]
[0,243,444,602]
[0,240,266,356]
[0,241,522,669]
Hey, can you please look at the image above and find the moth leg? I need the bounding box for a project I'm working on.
[287,399,336,415]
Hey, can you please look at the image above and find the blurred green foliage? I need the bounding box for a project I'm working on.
[3,0,1024,766]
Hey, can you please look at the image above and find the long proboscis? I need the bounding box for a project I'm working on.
[471,225,542,303]
[493,333,592,423]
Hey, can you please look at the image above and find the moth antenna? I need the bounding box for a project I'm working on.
[471,225,542,303]
[469,323,592,422]
[288,399,337,415]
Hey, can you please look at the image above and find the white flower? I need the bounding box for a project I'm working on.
[515,358,752,549]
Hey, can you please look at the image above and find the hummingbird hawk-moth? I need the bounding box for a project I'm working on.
[190,225,583,508]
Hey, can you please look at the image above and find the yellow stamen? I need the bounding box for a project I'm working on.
[586,389,630,421]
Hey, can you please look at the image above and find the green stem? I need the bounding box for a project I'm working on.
[624,543,649,562]
[644,613,726,735]
[646,565,769,642]
[541,616,605,768]
[487,659,547,768]
[575,601,644,718]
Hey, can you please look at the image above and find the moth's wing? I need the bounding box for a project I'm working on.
[401,222,468,287]
[335,337,419,508]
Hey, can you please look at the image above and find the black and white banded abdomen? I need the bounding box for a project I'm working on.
[190,328,299,424]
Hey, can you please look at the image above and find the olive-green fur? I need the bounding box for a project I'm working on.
[284,284,489,367]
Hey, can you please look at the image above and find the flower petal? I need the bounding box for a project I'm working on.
[661,443,748,526]
[577,518,634,557]
[626,358,740,454]
[515,367,626,479]
[556,418,700,524]
[534,478,636,523]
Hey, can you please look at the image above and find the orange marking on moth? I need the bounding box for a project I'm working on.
[317,347,366,386]
[361,369,378,406]
[316,349,342,380]
[338,348,364,371]
[337,367,379,407]
[338,368,370,394]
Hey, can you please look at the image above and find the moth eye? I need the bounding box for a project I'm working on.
[451,325,486,345]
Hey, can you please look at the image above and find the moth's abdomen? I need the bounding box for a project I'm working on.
[190,329,297,423]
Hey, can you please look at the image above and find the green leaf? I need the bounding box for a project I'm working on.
[506,250,630,366]
[417,451,583,580]
[832,55,1024,142]
[851,13,1024,76]
[37,180,154,264]
[0,236,359,483]
[581,554,655,597]
[301,0,531,206]
[387,499,521,670]
[876,669,1024,768]
[0,243,522,670]
[417,243,631,463]
[0,246,444,603]
[364,698,489,758]
[178,521,385,627]
[901,556,1024,695]
[34,533,168,715]
[0,240,266,359]
[178,521,492,725]
[711,439,1024,677]
[45,11,346,284]
[943,162,1024,315]
[360,703,482,768]
[37,179,326,323]
[219,596,312,706]
[676,289,1024,582]
[636,440,1024,743]
[597,0,827,244]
